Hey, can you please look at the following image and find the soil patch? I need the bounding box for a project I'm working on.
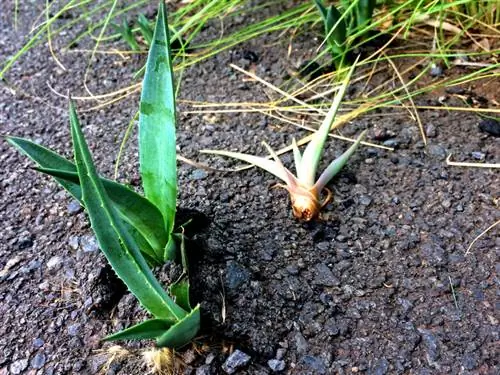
[0,1,498,374]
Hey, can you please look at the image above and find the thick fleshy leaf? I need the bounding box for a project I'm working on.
[313,0,328,20]
[137,14,154,45]
[156,305,200,348]
[169,277,191,312]
[113,18,140,51]
[314,130,367,192]
[262,141,299,190]
[299,61,357,186]
[291,138,302,179]
[104,318,176,342]
[201,149,293,184]
[325,5,346,46]
[168,233,191,311]
[139,1,177,235]
[34,167,168,261]
[314,0,346,65]
[6,137,160,265]
[69,100,186,321]
[6,136,168,262]
[6,136,82,197]
[356,0,376,29]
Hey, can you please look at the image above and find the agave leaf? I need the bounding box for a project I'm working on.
[291,138,302,178]
[7,138,161,263]
[137,14,154,45]
[104,318,176,342]
[6,136,82,198]
[69,100,186,321]
[108,305,200,348]
[299,61,357,186]
[325,4,347,46]
[313,130,367,192]
[124,221,161,266]
[33,167,168,261]
[163,236,177,263]
[313,0,328,21]
[356,0,376,29]
[156,305,200,348]
[169,277,191,312]
[201,149,293,184]
[262,141,299,189]
[5,137,168,262]
[112,18,140,51]
[139,1,177,236]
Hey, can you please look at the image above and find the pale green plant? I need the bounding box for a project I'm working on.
[203,63,366,221]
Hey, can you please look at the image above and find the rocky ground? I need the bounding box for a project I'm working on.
[0,1,498,374]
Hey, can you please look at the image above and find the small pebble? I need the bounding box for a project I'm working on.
[427,144,447,160]
[90,355,108,373]
[81,235,98,252]
[32,338,44,348]
[225,262,250,291]
[183,349,196,365]
[437,95,447,104]
[276,348,286,360]
[205,353,216,365]
[196,365,211,375]
[372,128,394,141]
[30,353,46,369]
[47,256,63,269]
[65,268,75,280]
[359,195,372,206]
[190,169,208,180]
[418,328,440,362]
[425,124,437,138]
[314,263,340,287]
[68,236,79,250]
[222,350,251,374]
[67,323,81,336]
[383,139,399,148]
[67,200,82,214]
[301,356,326,374]
[372,358,389,375]
[478,118,500,137]
[429,63,443,77]
[17,235,33,249]
[9,359,28,374]
[471,151,486,161]
[295,332,308,354]
[268,359,286,372]
[420,243,446,266]
[441,199,452,208]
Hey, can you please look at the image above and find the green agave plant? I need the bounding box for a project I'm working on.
[113,13,154,51]
[314,0,377,68]
[203,62,366,221]
[6,1,199,348]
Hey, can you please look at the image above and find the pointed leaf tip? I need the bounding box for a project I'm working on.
[300,61,358,186]
[314,129,367,192]
[139,0,177,235]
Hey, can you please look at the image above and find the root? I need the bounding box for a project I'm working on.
[319,187,333,209]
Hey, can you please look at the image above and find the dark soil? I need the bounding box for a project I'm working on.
[1,1,498,375]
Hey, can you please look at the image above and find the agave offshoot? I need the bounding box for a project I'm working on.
[203,63,366,221]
